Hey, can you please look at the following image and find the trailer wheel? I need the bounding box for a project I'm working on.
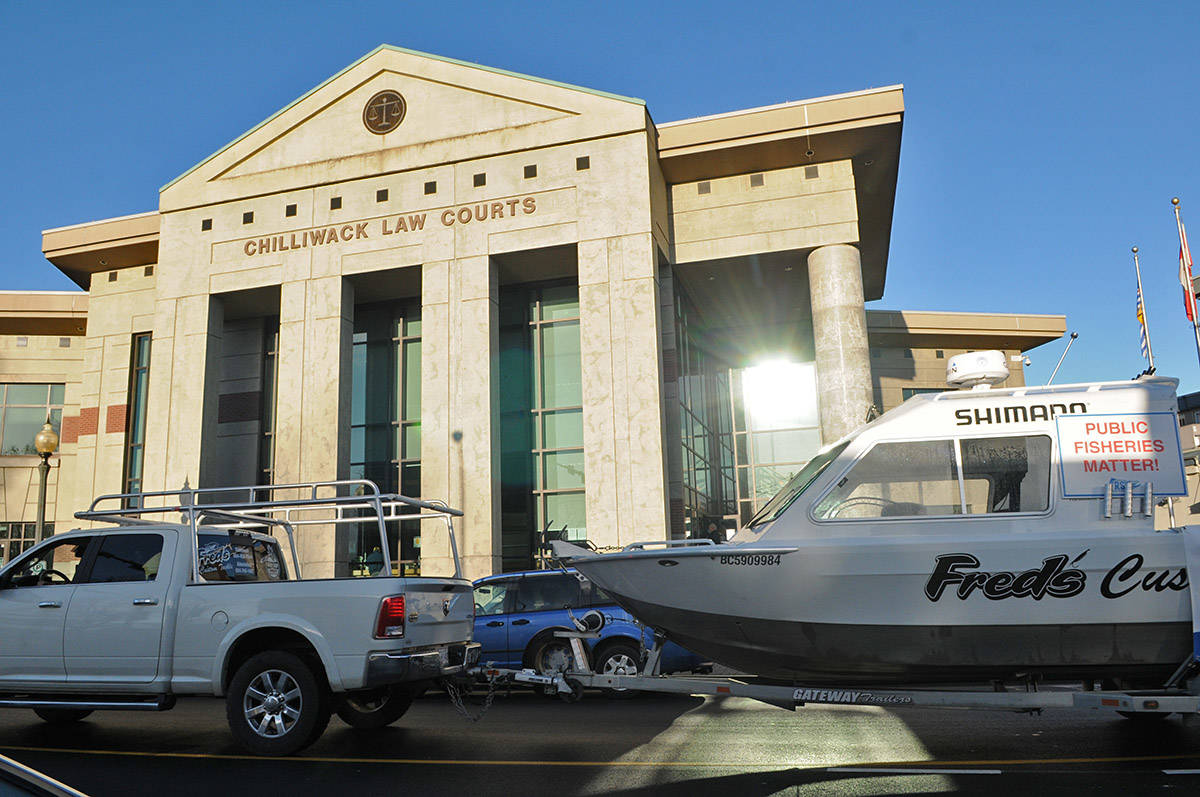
[33,708,92,724]
[336,684,418,729]
[595,642,642,699]
[226,650,330,756]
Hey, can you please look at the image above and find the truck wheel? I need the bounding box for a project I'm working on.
[336,684,418,729]
[595,642,642,699]
[33,708,92,724]
[226,650,330,756]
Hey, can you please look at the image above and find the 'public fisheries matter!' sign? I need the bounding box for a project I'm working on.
[1055,412,1186,497]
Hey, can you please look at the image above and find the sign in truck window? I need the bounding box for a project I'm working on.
[1055,413,1186,497]
[197,533,287,582]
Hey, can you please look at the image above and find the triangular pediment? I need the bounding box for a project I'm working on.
[161,46,646,209]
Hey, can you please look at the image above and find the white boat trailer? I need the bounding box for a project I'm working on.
[469,529,1200,720]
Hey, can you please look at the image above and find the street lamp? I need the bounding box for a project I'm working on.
[34,419,59,541]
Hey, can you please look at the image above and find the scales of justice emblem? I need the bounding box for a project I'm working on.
[363,90,407,134]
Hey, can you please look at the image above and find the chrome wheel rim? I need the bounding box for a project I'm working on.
[602,653,638,690]
[243,669,302,738]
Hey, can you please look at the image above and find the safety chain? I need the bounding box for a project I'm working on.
[443,674,499,722]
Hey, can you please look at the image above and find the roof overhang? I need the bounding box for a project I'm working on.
[41,211,160,289]
[866,309,1067,352]
[656,86,904,300]
[0,291,89,335]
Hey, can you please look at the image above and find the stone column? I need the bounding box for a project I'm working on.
[578,234,670,548]
[421,257,501,580]
[142,294,223,496]
[272,276,354,578]
[808,244,873,443]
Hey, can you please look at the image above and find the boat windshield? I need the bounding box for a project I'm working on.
[747,440,850,528]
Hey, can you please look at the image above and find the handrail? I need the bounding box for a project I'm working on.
[74,479,465,581]
[621,539,716,552]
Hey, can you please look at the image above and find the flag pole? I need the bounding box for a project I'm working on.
[1171,199,1200,369]
[1133,246,1156,372]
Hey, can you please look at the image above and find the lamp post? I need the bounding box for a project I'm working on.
[34,420,59,542]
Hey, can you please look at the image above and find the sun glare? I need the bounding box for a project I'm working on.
[742,360,819,431]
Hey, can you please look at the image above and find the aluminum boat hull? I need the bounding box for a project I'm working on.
[555,534,1193,686]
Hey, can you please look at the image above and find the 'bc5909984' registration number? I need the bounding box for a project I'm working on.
[719,554,781,566]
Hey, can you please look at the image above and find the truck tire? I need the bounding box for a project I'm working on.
[594,641,642,699]
[33,708,92,724]
[226,650,330,756]
[336,684,418,729]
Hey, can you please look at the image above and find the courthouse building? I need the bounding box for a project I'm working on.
[2,46,1065,578]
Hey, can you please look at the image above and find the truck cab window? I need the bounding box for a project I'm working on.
[815,440,962,520]
[87,534,165,582]
[4,537,92,587]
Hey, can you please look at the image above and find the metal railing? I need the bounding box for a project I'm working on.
[75,479,465,582]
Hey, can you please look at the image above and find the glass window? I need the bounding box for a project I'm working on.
[961,435,1052,514]
[351,302,422,574]
[543,410,583,449]
[87,534,164,583]
[541,492,586,541]
[751,429,823,465]
[539,286,580,320]
[543,450,585,490]
[6,384,50,405]
[516,573,582,612]
[124,333,152,502]
[2,408,47,455]
[474,579,514,616]
[814,440,962,520]
[540,322,582,407]
[197,533,287,582]
[0,383,65,455]
[4,536,92,587]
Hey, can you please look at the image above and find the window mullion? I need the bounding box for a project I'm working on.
[954,438,967,515]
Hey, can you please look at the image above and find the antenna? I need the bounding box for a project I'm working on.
[1046,332,1078,385]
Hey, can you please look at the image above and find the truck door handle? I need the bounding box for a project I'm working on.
[511,619,530,626]
[37,601,62,609]
[132,599,159,606]
[486,621,504,627]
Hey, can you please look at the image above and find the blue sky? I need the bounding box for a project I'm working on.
[2,1,1198,389]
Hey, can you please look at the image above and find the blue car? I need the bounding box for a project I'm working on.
[472,568,708,694]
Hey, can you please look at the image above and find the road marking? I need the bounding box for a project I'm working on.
[1,744,1198,769]
[830,768,1001,775]
[1163,770,1200,775]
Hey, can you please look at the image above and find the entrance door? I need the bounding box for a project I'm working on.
[65,532,171,684]
[0,536,93,684]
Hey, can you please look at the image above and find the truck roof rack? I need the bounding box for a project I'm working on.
[74,479,464,582]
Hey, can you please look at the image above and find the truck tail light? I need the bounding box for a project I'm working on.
[375,595,405,638]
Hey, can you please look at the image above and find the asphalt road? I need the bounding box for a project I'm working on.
[2,686,1199,796]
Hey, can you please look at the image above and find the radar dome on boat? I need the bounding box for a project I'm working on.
[946,350,1009,388]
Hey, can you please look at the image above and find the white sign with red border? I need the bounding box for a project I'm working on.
[1055,412,1186,498]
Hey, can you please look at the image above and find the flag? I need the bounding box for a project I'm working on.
[1179,211,1196,323]
[1137,281,1149,358]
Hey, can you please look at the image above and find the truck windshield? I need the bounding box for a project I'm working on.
[197,532,288,582]
[747,441,849,529]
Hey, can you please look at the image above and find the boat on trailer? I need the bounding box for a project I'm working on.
[554,352,1196,687]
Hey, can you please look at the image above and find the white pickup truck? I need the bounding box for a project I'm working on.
[0,480,479,756]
